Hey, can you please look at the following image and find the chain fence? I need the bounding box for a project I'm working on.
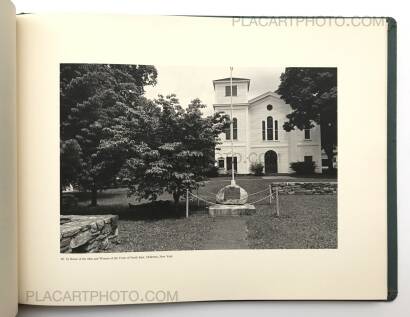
[183,184,280,218]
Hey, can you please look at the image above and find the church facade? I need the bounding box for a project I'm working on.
[213,77,323,174]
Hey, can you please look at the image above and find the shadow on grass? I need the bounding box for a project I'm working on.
[61,200,209,222]
[73,189,126,203]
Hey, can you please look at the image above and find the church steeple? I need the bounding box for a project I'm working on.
[212,77,250,104]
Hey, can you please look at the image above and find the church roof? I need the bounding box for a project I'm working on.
[248,91,283,104]
[213,77,250,82]
[213,77,250,90]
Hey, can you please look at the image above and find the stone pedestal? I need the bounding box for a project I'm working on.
[209,204,256,216]
[209,181,255,217]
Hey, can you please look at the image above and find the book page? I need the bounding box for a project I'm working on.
[17,14,388,305]
[0,0,17,315]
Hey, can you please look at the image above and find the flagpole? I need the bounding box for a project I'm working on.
[230,66,235,185]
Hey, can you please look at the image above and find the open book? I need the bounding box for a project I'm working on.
[0,1,397,315]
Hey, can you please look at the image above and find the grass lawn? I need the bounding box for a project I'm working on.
[62,176,337,251]
[111,215,216,252]
[246,195,337,249]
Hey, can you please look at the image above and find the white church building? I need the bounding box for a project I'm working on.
[213,77,323,174]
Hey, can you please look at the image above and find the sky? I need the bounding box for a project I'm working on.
[144,66,286,116]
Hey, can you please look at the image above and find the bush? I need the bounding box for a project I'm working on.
[205,165,219,177]
[323,168,337,177]
[290,161,316,175]
[250,162,264,176]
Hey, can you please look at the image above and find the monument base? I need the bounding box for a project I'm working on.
[209,204,256,217]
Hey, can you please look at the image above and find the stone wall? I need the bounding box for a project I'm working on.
[271,182,337,195]
[60,215,119,253]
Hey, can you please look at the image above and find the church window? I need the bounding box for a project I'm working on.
[233,118,238,140]
[304,128,311,140]
[262,121,266,140]
[225,85,237,96]
[225,127,231,140]
[227,156,238,172]
[267,116,273,140]
[218,158,225,168]
[304,156,313,163]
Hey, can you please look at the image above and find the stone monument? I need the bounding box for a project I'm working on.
[209,180,256,216]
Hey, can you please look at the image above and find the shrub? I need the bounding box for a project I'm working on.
[290,161,316,175]
[323,168,337,177]
[205,165,219,177]
[250,162,264,176]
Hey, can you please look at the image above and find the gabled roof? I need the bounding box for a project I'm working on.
[248,91,283,104]
[213,77,250,82]
[213,77,250,90]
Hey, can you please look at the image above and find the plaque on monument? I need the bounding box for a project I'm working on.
[224,186,241,200]
[216,183,249,205]
[212,182,254,215]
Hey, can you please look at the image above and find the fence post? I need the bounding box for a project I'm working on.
[275,186,280,217]
[186,189,189,218]
[269,185,272,205]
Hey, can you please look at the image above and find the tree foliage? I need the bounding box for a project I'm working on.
[116,95,229,205]
[60,63,158,205]
[61,64,229,208]
[275,67,337,170]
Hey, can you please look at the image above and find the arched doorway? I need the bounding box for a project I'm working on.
[264,150,278,174]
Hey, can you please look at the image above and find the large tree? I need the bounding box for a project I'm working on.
[60,64,158,206]
[275,67,337,171]
[118,95,229,205]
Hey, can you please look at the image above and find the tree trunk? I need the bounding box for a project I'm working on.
[324,148,334,172]
[173,192,181,205]
[172,191,181,213]
[90,182,98,207]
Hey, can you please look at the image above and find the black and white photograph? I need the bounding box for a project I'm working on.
[0,2,402,314]
[60,64,338,253]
